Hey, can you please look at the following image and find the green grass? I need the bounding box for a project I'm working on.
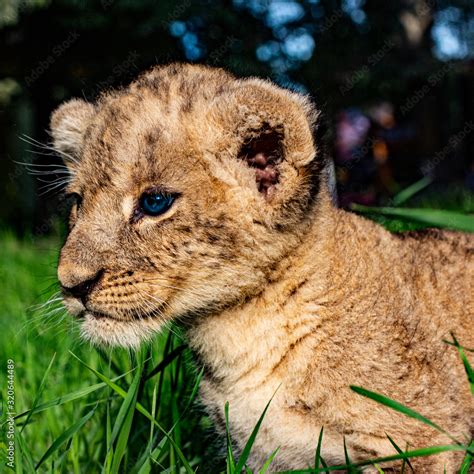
[352,183,474,232]
[0,184,473,472]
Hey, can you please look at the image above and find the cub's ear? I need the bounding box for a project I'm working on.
[50,99,95,167]
[213,78,322,205]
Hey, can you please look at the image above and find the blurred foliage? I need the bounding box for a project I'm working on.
[0,0,50,27]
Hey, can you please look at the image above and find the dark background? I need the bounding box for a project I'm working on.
[1,0,473,236]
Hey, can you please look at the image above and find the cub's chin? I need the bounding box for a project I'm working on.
[80,312,164,349]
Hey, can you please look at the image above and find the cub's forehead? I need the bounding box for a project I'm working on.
[77,93,208,191]
[84,92,185,161]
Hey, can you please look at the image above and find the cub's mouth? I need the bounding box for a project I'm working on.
[60,278,172,348]
[75,307,165,322]
[73,309,111,320]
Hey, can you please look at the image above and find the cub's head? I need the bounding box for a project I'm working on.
[52,63,325,348]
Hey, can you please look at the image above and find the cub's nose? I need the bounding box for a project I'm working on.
[60,269,103,303]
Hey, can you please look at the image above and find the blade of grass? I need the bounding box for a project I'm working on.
[14,436,24,474]
[234,387,279,473]
[154,330,174,410]
[131,367,204,474]
[445,334,474,395]
[392,177,432,206]
[16,429,35,474]
[96,349,123,376]
[385,434,413,472]
[258,447,280,474]
[135,434,167,474]
[400,443,410,474]
[13,439,24,474]
[171,349,183,392]
[131,432,159,474]
[343,437,359,473]
[70,431,80,474]
[14,373,128,422]
[150,382,158,445]
[109,351,144,445]
[35,406,96,469]
[350,386,460,445]
[69,351,195,474]
[110,352,144,474]
[351,205,474,232]
[225,401,235,474]
[103,400,113,474]
[314,427,324,470]
[169,367,204,431]
[459,440,473,474]
[171,390,181,456]
[144,345,186,381]
[443,340,474,353]
[281,444,467,473]
[53,437,73,472]
[21,352,56,432]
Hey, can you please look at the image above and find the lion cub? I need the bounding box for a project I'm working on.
[51,64,473,471]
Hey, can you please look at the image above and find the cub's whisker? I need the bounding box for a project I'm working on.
[20,134,79,165]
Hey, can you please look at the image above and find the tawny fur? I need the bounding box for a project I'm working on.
[51,64,473,472]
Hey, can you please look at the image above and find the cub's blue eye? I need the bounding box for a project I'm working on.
[139,192,175,216]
